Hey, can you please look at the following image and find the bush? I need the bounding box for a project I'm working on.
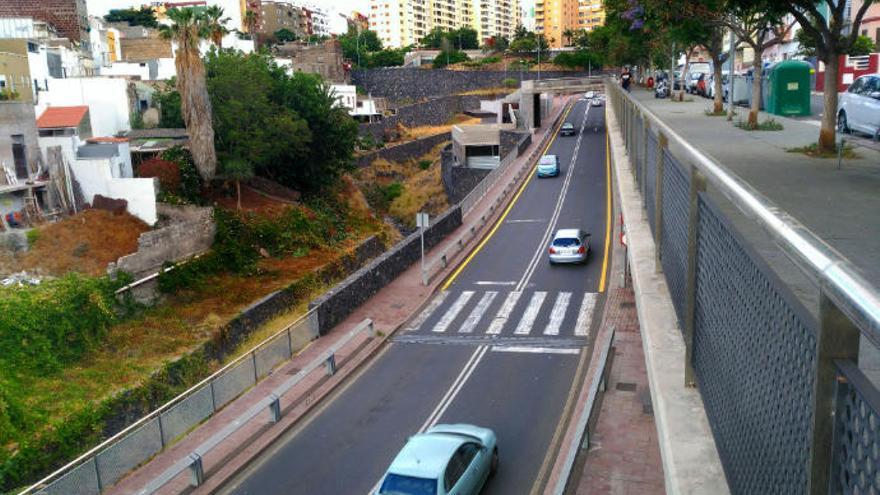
[418,159,433,170]
[432,50,469,68]
[502,77,519,88]
[159,146,201,202]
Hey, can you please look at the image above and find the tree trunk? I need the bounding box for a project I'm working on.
[176,45,217,182]
[748,47,763,128]
[712,56,724,113]
[236,179,241,210]
[819,55,840,152]
[679,46,696,102]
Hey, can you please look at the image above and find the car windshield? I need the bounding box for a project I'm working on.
[552,238,580,247]
[379,474,437,495]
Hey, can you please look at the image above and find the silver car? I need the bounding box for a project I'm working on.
[839,74,880,140]
[548,228,590,264]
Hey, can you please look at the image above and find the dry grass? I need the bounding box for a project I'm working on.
[10,210,149,277]
[389,159,450,228]
[457,87,515,97]
[392,114,483,143]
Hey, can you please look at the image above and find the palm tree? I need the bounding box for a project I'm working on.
[203,5,230,48]
[160,8,217,182]
[223,158,254,210]
[562,29,574,47]
[244,10,259,49]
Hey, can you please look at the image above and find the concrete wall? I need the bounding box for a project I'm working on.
[309,206,463,334]
[357,132,451,168]
[440,145,492,204]
[109,204,215,279]
[0,102,40,182]
[70,159,157,224]
[358,94,483,141]
[352,69,589,100]
[35,77,132,136]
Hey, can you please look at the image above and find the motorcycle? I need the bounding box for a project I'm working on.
[654,79,669,99]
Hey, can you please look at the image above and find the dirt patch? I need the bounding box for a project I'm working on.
[11,210,149,277]
[209,183,293,212]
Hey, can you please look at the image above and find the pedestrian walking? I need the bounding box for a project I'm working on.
[621,67,632,92]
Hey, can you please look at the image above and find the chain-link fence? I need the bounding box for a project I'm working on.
[29,309,321,495]
[607,81,880,495]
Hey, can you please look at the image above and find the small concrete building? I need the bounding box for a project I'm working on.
[451,123,517,169]
[0,101,40,182]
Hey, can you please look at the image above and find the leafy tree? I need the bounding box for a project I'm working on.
[553,50,602,69]
[433,47,469,68]
[483,35,509,52]
[104,7,158,28]
[338,26,383,67]
[786,0,878,151]
[420,27,478,50]
[160,8,218,181]
[368,49,405,67]
[421,27,448,49]
[562,29,575,47]
[222,158,254,210]
[274,28,298,43]
[154,79,184,127]
[203,5,230,47]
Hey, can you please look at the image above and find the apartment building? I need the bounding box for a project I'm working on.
[536,0,605,48]
[260,1,310,38]
[0,0,90,48]
[370,0,520,48]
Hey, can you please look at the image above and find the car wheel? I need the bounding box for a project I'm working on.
[838,111,850,134]
[490,447,499,476]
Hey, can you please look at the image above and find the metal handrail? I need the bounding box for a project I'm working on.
[605,81,880,346]
[20,306,318,494]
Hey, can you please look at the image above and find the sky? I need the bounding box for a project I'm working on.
[86,0,370,19]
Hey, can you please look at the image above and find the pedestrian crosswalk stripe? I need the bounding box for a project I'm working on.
[406,291,450,332]
[574,293,597,337]
[459,291,498,333]
[544,292,572,335]
[514,291,547,335]
[432,291,474,333]
[486,291,522,335]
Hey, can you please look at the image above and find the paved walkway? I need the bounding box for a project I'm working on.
[107,97,572,495]
[572,283,665,495]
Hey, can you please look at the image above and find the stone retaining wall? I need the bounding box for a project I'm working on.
[309,206,463,334]
[359,94,483,140]
[352,69,589,100]
[356,132,451,168]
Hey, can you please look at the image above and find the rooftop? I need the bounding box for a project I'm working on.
[36,106,89,129]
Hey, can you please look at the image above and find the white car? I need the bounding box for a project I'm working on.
[838,74,880,140]
[584,91,595,99]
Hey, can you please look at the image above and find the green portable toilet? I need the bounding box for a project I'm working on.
[765,60,812,116]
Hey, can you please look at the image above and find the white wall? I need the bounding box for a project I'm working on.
[36,78,131,137]
[330,84,356,111]
[70,158,157,224]
[37,135,79,171]
[101,62,151,80]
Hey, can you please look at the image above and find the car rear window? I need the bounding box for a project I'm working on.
[380,474,437,495]
[540,157,556,165]
[552,238,580,247]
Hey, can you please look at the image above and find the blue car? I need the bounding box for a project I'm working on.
[377,424,498,495]
[536,155,560,178]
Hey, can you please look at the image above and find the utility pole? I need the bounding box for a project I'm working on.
[669,41,676,99]
[727,29,736,120]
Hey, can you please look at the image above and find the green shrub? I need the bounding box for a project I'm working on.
[418,159,432,170]
[25,229,39,247]
[432,50,469,68]
[502,77,519,88]
[159,146,201,203]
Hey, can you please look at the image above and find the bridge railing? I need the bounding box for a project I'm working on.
[21,308,376,495]
[607,80,880,494]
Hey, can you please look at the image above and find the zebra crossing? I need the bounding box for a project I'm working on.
[402,289,599,341]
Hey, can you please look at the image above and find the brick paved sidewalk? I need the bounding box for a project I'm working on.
[574,283,665,495]
[105,96,573,495]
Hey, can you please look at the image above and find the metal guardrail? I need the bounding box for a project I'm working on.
[551,326,615,495]
[424,98,571,284]
[22,307,373,495]
[607,80,880,494]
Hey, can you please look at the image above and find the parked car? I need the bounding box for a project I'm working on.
[376,424,498,495]
[686,72,704,94]
[536,155,560,177]
[560,122,576,136]
[838,74,880,140]
[548,228,591,264]
[706,73,729,101]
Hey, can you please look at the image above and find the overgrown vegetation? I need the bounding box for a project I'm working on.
[432,50,470,68]
[735,118,784,131]
[338,26,408,68]
[104,6,158,27]
[787,142,860,159]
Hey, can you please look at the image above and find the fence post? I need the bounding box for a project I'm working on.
[251,350,259,383]
[94,457,103,492]
[189,453,204,487]
[683,165,706,388]
[654,132,667,272]
[368,320,376,338]
[268,394,282,423]
[325,354,337,376]
[808,293,861,494]
[157,414,166,448]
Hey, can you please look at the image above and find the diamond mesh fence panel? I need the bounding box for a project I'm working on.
[255,332,292,378]
[644,130,657,196]
[94,418,164,488]
[159,384,214,445]
[832,363,880,495]
[36,459,101,495]
[659,150,690,330]
[645,133,657,235]
[212,358,257,409]
[693,194,816,495]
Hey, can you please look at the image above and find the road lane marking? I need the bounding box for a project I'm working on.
[515,103,591,292]
[432,291,474,333]
[598,129,612,293]
[474,281,517,286]
[514,291,547,335]
[543,292,572,336]
[458,291,497,333]
[490,345,580,355]
[574,293,597,337]
[405,290,450,332]
[486,291,523,335]
[506,218,547,224]
[440,101,576,291]
[419,345,489,432]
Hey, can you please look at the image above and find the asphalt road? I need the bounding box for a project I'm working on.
[218,98,609,495]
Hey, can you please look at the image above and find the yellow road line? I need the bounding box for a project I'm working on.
[440,102,575,291]
[598,128,612,293]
